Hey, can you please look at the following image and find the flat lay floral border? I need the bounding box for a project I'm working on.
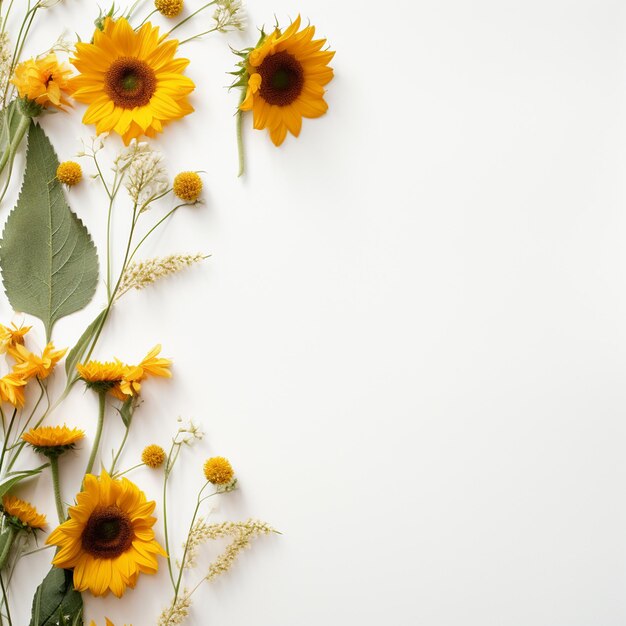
[0,0,334,624]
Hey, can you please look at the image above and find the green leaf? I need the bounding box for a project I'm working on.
[0,122,99,339]
[30,567,83,626]
[65,308,107,379]
[0,463,48,499]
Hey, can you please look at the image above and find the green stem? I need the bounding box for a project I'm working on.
[84,391,106,477]
[49,456,64,523]
[165,1,217,36]
[109,415,132,475]
[0,410,16,474]
[0,527,15,571]
[0,111,28,178]
[163,441,177,589]
[236,89,246,177]
[0,572,11,626]
[178,26,218,45]
[112,462,144,479]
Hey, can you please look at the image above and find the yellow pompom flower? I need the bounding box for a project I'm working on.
[11,342,67,380]
[142,444,166,468]
[203,456,234,485]
[155,0,183,17]
[22,425,84,457]
[69,18,195,145]
[47,471,166,597]
[2,495,46,530]
[173,171,202,202]
[240,16,335,146]
[11,53,73,110]
[57,161,82,186]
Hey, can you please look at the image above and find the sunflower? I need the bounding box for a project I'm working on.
[22,425,85,457]
[69,17,195,145]
[239,16,334,146]
[11,54,72,110]
[47,471,166,597]
[2,495,46,530]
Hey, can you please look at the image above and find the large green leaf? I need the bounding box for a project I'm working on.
[64,308,107,379]
[30,567,83,626]
[0,122,98,339]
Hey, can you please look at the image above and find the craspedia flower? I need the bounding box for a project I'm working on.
[203,456,234,485]
[57,161,82,186]
[142,444,166,469]
[47,471,166,597]
[2,495,46,530]
[11,53,72,111]
[155,0,183,17]
[69,18,195,145]
[173,171,202,202]
[239,16,334,146]
[22,425,85,458]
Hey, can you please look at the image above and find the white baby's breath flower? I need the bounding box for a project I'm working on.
[213,0,245,32]
[116,141,168,208]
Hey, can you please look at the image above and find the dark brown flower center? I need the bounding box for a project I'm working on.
[257,51,304,107]
[81,505,134,559]
[104,57,157,109]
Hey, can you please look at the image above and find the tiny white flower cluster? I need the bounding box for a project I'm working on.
[213,0,245,32]
[158,594,191,626]
[0,32,10,96]
[175,417,205,446]
[116,141,169,207]
[116,254,207,300]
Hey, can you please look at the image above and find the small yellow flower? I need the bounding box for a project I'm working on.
[117,345,172,399]
[142,444,166,468]
[0,323,30,353]
[77,359,126,394]
[203,456,234,485]
[11,53,72,110]
[56,161,82,186]
[155,0,184,17]
[22,425,84,457]
[0,371,27,407]
[2,495,46,530]
[173,172,202,202]
[11,342,67,380]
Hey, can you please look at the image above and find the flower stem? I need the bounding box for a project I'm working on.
[49,456,64,523]
[84,391,106,478]
[236,89,246,177]
[0,111,29,178]
[165,1,217,36]
[0,527,15,571]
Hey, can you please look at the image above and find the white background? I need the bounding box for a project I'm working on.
[6,0,626,624]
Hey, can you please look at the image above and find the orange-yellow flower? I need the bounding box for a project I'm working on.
[0,371,27,407]
[117,345,172,399]
[69,18,194,145]
[2,495,46,530]
[240,16,334,146]
[11,54,72,109]
[11,342,66,380]
[0,323,30,353]
[47,471,166,597]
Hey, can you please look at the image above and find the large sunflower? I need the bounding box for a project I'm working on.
[69,17,195,145]
[240,16,334,146]
[47,471,166,597]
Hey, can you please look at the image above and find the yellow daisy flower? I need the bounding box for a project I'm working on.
[117,345,172,399]
[0,323,30,353]
[47,471,166,598]
[0,371,28,407]
[11,342,67,380]
[69,18,195,145]
[203,456,234,485]
[77,359,127,394]
[22,425,85,457]
[2,495,46,530]
[11,53,73,110]
[240,16,334,146]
